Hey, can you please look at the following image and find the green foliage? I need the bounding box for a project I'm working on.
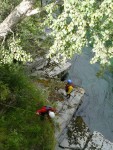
[1,0,113,69]
[44,0,113,67]
[16,16,52,57]
[0,0,48,64]
[0,0,59,65]
[0,38,32,64]
[0,64,55,150]
[0,81,10,102]
[0,0,22,22]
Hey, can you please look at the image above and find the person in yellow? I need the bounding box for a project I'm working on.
[65,79,74,99]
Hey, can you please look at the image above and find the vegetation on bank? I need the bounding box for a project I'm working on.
[34,78,65,102]
[0,64,56,150]
[1,0,113,149]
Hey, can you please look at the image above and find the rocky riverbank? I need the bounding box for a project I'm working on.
[26,56,113,149]
[55,88,113,150]
[55,87,85,149]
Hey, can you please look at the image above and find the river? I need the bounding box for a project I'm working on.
[68,47,113,142]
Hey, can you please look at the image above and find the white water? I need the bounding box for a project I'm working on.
[69,47,113,142]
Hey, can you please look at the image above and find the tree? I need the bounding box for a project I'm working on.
[0,0,56,64]
[0,0,113,68]
[0,0,34,39]
[44,0,113,67]
[0,0,55,39]
[0,0,43,64]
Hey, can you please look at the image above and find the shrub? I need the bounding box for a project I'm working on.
[0,81,10,102]
[0,64,55,150]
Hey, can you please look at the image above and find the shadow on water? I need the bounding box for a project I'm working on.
[68,47,113,142]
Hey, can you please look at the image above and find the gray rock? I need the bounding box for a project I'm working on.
[55,88,113,150]
[46,62,71,77]
[55,88,85,149]
[85,131,113,150]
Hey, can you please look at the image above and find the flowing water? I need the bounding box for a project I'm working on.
[68,47,113,142]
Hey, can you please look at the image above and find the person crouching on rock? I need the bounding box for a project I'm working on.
[36,106,56,120]
[65,79,74,99]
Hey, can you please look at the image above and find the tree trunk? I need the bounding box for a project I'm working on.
[0,0,35,39]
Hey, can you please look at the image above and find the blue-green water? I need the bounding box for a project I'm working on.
[69,47,113,142]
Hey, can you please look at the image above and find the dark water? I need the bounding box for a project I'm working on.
[68,47,113,142]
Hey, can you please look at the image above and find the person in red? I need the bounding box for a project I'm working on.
[36,106,56,119]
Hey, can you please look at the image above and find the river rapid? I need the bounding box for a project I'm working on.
[68,47,113,142]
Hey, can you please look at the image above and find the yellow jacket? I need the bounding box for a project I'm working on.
[67,85,73,94]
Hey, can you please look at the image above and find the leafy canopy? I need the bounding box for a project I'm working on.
[44,0,113,66]
[1,0,113,67]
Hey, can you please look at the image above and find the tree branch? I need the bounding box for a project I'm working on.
[0,0,63,40]
[0,0,35,39]
[26,8,41,16]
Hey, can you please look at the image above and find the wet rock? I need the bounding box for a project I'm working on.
[55,88,113,150]
[60,137,69,148]
[26,57,48,73]
[55,88,85,149]
[85,131,113,150]
[46,62,71,77]
[58,117,113,150]
[66,116,91,149]
[27,56,71,78]
[57,89,66,96]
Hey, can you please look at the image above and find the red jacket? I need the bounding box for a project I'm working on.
[36,106,56,115]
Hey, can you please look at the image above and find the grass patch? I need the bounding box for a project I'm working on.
[0,64,56,150]
[35,78,65,102]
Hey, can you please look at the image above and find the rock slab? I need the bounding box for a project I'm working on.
[55,88,113,150]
